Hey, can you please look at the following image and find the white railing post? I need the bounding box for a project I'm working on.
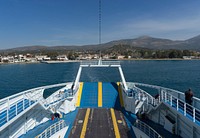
[16,104,17,115]
[50,127,51,136]
[184,103,186,116]
[193,108,195,122]
[7,99,9,122]
[176,99,179,111]
[23,98,25,110]
[29,98,31,106]
[118,66,128,91]
[170,95,172,106]
[74,66,82,91]
[158,89,161,102]
[139,93,141,101]
[165,91,167,102]
[44,130,47,138]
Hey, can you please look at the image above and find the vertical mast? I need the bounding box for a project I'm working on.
[98,0,102,63]
[99,0,101,47]
[99,0,102,59]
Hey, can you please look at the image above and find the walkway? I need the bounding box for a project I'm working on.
[68,108,131,138]
[78,82,120,108]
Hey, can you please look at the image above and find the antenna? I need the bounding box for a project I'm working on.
[99,0,102,58]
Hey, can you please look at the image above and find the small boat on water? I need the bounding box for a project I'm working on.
[0,58,200,138]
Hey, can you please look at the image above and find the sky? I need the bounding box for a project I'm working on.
[1,0,200,49]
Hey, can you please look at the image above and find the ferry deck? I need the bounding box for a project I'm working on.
[1,60,200,138]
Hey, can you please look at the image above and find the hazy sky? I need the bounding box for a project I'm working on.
[0,0,200,49]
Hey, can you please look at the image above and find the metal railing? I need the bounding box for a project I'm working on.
[80,60,120,66]
[134,119,162,138]
[124,82,157,113]
[161,90,200,123]
[0,83,68,131]
[0,89,43,130]
[128,82,200,124]
[40,88,75,109]
[35,120,66,138]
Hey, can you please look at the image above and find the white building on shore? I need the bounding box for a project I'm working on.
[57,55,68,61]
[1,56,14,63]
[35,55,51,61]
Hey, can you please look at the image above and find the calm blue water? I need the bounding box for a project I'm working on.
[0,60,200,99]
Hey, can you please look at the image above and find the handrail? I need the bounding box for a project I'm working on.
[40,83,79,109]
[134,86,156,106]
[0,83,70,130]
[81,60,120,65]
[134,119,162,138]
[0,92,41,129]
[40,88,75,109]
[132,82,200,110]
[0,83,68,114]
[0,83,67,103]
[35,120,66,138]
[161,90,200,123]
[125,82,156,106]
[128,82,200,124]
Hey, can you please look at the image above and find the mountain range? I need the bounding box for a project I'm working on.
[1,35,200,54]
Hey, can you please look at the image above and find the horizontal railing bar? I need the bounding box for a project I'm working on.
[127,82,200,126]
[135,119,162,138]
[0,83,68,103]
[36,120,66,138]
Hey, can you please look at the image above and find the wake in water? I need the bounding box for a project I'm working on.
[81,67,121,82]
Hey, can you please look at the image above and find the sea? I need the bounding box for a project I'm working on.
[0,60,200,99]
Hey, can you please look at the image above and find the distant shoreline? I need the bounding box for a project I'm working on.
[117,58,200,61]
[0,61,40,65]
[41,60,80,64]
[0,58,199,65]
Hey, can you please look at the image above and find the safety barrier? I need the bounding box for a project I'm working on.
[80,60,120,66]
[134,119,162,138]
[0,83,69,131]
[35,120,66,138]
[0,98,35,127]
[40,87,76,109]
[161,90,200,123]
[129,82,200,124]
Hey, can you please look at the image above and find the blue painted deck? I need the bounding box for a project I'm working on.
[102,82,119,108]
[6,82,193,138]
[79,82,120,108]
[0,99,35,127]
[80,82,98,108]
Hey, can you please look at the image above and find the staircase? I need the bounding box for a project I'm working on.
[127,86,157,114]
[39,88,73,110]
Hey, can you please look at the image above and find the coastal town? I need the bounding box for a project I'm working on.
[0,53,129,64]
[0,53,199,64]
